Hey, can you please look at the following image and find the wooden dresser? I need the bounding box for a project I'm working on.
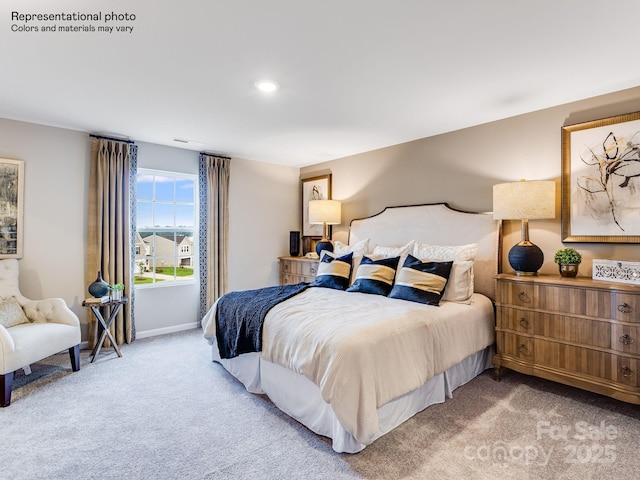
[494,273,640,404]
[279,256,319,285]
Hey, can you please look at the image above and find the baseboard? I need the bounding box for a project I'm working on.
[135,322,200,339]
[78,322,199,350]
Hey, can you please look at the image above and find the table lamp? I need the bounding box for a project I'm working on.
[493,179,555,275]
[309,199,342,256]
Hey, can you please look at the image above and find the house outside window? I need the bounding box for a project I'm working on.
[135,169,197,286]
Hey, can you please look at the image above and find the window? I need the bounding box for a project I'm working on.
[135,169,197,286]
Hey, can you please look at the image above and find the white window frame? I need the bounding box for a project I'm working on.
[135,168,198,289]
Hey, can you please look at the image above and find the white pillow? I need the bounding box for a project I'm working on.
[412,242,478,262]
[333,238,370,257]
[371,240,415,258]
[371,240,415,270]
[442,260,474,303]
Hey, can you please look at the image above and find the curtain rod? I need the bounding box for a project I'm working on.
[199,152,231,160]
[90,134,134,144]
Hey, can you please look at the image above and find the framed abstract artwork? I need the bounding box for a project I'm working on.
[561,112,640,243]
[0,158,24,258]
[301,174,332,237]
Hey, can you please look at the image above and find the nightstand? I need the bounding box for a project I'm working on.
[494,273,640,404]
[279,256,319,285]
[83,297,128,363]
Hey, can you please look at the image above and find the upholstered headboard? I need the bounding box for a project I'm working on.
[348,203,501,301]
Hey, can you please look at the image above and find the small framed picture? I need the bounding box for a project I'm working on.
[301,174,331,237]
[0,158,24,258]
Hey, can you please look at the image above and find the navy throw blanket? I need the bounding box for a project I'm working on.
[215,282,309,359]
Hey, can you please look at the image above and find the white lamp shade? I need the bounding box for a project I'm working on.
[309,200,341,225]
[493,180,555,220]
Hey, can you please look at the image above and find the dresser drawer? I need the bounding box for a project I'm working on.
[281,259,302,275]
[497,332,534,360]
[536,284,588,316]
[281,260,293,274]
[497,307,612,350]
[281,273,301,285]
[534,339,612,381]
[534,339,639,387]
[535,312,611,349]
[496,280,535,307]
[611,293,640,323]
[611,324,640,355]
[614,356,639,387]
[496,306,535,333]
[301,261,318,278]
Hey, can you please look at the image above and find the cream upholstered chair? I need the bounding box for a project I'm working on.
[0,259,80,406]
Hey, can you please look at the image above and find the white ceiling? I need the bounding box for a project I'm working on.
[2,1,640,167]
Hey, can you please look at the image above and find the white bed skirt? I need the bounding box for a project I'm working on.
[212,344,493,453]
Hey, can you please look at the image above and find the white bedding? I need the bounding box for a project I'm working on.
[202,287,495,446]
[202,203,500,452]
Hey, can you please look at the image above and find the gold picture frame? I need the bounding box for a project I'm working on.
[0,158,24,258]
[301,174,332,238]
[561,111,640,243]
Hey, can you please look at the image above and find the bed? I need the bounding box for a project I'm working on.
[202,203,501,453]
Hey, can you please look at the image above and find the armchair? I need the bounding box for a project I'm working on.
[0,259,80,406]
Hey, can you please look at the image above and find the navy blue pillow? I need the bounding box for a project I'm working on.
[388,255,453,305]
[310,252,353,290]
[346,255,400,296]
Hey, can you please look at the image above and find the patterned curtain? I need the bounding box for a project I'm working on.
[87,137,136,347]
[198,154,231,322]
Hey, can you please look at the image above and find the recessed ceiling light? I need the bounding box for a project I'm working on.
[255,80,279,93]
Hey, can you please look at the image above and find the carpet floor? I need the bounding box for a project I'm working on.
[1,328,638,480]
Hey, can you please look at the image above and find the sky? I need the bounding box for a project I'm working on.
[136,174,195,229]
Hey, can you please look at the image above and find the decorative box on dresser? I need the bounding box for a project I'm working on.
[494,273,640,405]
[279,256,319,285]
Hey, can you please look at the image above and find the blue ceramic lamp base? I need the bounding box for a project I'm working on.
[315,239,333,257]
[508,241,544,275]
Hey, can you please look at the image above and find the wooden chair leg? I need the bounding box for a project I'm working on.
[1,372,14,407]
[69,345,80,372]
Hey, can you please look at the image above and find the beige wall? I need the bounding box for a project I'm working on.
[228,156,300,291]
[0,118,89,336]
[301,86,640,277]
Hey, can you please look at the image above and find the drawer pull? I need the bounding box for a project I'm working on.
[518,343,530,355]
[518,291,531,303]
[620,366,635,378]
[283,264,290,271]
[310,267,317,274]
[619,334,635,345]
[519,317,530,329]
[617,303,632,314]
